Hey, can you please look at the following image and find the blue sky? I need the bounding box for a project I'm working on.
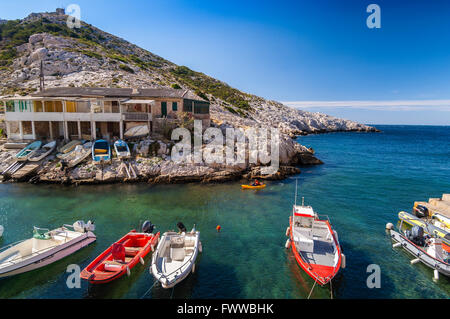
[1,0,450,124]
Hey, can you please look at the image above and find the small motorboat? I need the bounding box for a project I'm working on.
[390,225,450,280]
[0,221,96,278]
[285,184,343,286]
[64,142,92,168]
[114,140,131,159]
[29,141,56,162]
[81,221,160,284]
[151,222,201,289]
[398,211,450,252]
[15,141,42,161]
[58,140,83,155]
[92,140,111,163]
[124,125,149,139]
[241,183,266,190]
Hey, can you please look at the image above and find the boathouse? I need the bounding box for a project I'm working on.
[0,87,210,141]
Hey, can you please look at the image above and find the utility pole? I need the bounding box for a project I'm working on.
[39,60,45,92]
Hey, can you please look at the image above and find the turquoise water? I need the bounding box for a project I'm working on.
[0,125,448,299]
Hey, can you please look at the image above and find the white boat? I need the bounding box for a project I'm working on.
[0,221,96,278]
[114,140,131,159]
[29,141,56,162]
[16,141,42,162]
[64,142,92,168]
[124,125,149,138]
[390,226,450,280]
[151,223,201,288]
[0,225,3,237]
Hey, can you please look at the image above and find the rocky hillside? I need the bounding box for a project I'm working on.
[0,9,377,136]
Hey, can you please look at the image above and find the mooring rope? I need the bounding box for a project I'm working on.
[140,280,159,299]
[307,280,317,299]
[330,280,333,299]
[170,286,175,299]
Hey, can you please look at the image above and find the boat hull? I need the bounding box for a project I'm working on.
[390,229,450,277]
[288,216,341,286]
[81,231,160,284]
[0,232,96,278]
[241,184,266,190]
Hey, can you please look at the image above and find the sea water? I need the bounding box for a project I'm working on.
[0,125,448,299]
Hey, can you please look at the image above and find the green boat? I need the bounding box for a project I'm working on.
[15,141,42,162]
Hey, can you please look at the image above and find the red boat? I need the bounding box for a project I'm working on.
[286,202,344,286]
[81,228,160,284]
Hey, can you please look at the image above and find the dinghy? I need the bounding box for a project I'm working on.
[114,140,131,159]
[0,221,96,278]
[81,221,160,284]
[390,225,450,280]
[64,142,92,168]
[29,141,56,162]
[58,140,83,155]
[15,141,42,161]
[285,183,343,286]
[241,184,266,190]
[92,140,111,163]
[124,125,149,139]
[151,222,201,288]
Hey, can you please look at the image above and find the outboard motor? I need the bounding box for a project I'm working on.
[142,220,154,234]
[414,205,429,218]
[73,220,95,233]
[406,225,425,246]
[177,222,187,233]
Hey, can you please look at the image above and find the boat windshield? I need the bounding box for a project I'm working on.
[116,146,128,152]
[95,142,108,150]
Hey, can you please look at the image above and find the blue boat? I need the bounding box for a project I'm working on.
[114,140,131,159]
[15,141,42,162]
[92,140,111,163]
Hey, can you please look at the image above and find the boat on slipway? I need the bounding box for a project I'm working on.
[63,142,93,168]
[151,222,201,289]
[15,141,42,162]
[58,140,83,156]
[124,125,149,139]
[81,221,160,284]
[0,221,96,278]
[114,140,131,159]
[28,141,56,162]
[92,140,111,163]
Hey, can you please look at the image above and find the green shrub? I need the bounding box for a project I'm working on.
[119,64,134,73]
[171,83,181,89]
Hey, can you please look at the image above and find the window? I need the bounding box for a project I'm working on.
[183,100,193,112]
[172,102,178,111]
[194,101,210,114]
[34,101,43,112]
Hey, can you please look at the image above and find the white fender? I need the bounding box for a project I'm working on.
[140,257,145,265]
[126,266,131,277]
[434,269,439,281]
[341,253,346,269]
[151,244,155,252]
[199,241,203,253]
[285,226,290,237]
[285,238,291,249]
[192,263,196,274]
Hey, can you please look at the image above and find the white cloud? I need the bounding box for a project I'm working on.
[283,100,450,112]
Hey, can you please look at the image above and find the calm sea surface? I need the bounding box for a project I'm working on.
[0,125,448,299]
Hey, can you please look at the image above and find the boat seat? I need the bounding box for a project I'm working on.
[170,247,186,261]
[125,247,141,257]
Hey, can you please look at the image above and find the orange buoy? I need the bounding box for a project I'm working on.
[216,225,221,232]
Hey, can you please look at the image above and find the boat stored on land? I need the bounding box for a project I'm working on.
[16,141,42,161]
[81,221,160,284]
[0,221,96,278]
[58,140,83,155]
[151,222,201,288]
[390,226,450,280]
[114,140,131,159]
[64,142,92,168]
[92,140,111,163]
[29,141,56,162]
[285,195,343,286]
[124,125,149,139]
[241,184,266,190]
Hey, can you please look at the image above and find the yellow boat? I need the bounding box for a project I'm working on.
[398,211,450,245]
[241,184,266,190]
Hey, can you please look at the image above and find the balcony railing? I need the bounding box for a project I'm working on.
[123,112,150,121]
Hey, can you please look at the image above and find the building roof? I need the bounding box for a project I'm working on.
[30,87,207,101]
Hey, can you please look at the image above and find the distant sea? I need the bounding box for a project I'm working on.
[0,125,448,298]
